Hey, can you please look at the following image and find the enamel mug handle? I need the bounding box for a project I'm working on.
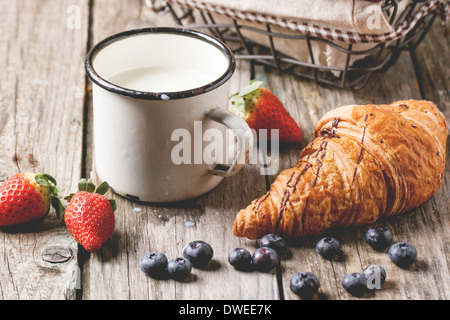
[206,109,251,177]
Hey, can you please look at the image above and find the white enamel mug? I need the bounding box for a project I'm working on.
[85,28,251,203]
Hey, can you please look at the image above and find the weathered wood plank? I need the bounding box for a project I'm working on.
[1,0,447,301]
[81,0,277,300]
[0,0,89,299]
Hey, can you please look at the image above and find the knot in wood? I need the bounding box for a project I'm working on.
[41,246,73,264]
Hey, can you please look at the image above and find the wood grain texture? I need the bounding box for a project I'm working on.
[0,0,89,299]
[0,0,448,301]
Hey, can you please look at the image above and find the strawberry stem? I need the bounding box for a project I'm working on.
[67,178,117,213]
[78,178,96,193]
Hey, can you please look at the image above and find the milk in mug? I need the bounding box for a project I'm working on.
[108,66,215,92]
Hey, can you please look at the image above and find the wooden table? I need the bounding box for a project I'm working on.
[1,0,449,301]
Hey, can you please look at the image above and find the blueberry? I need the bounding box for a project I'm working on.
[228,248,253,271]
[364,226,393,251]
[289,272,320,299]
[167,257,192,281]
[259,234,286,256]
[388,242,417,268]
[363,264,387,288]
[139,251,168,279]
[342,273,367,296]
[183,241,214,268]
[252,247,279,272]
[315,237,340,260]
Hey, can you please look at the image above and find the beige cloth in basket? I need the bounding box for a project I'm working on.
[199,0,404,35]
[164,0,411,72]
[211,0,409,72]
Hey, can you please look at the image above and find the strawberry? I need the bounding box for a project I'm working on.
[230,81,302,144]
[64,179,116,252]
[0,173,63,227]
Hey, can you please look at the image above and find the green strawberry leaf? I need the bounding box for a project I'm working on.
[229,91,240,100]
[35,174,50,187]
[42,173,57,186]
[229,80,263,114]
[35,173,64,217]
[237,80,263,97]
[64,193,76,202]
[50,185,60,195]
[109,199,117,212]
[51,195,64,219]
[232,96,246,112]
[95,181,110,195]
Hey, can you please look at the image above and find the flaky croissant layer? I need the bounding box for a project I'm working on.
[233,100,448,239]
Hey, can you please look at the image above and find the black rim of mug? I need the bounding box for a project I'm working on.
[85,27,236,101]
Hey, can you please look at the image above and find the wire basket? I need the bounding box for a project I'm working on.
[148,0,446,97]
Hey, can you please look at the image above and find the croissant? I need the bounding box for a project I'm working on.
[233,100,448,239]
